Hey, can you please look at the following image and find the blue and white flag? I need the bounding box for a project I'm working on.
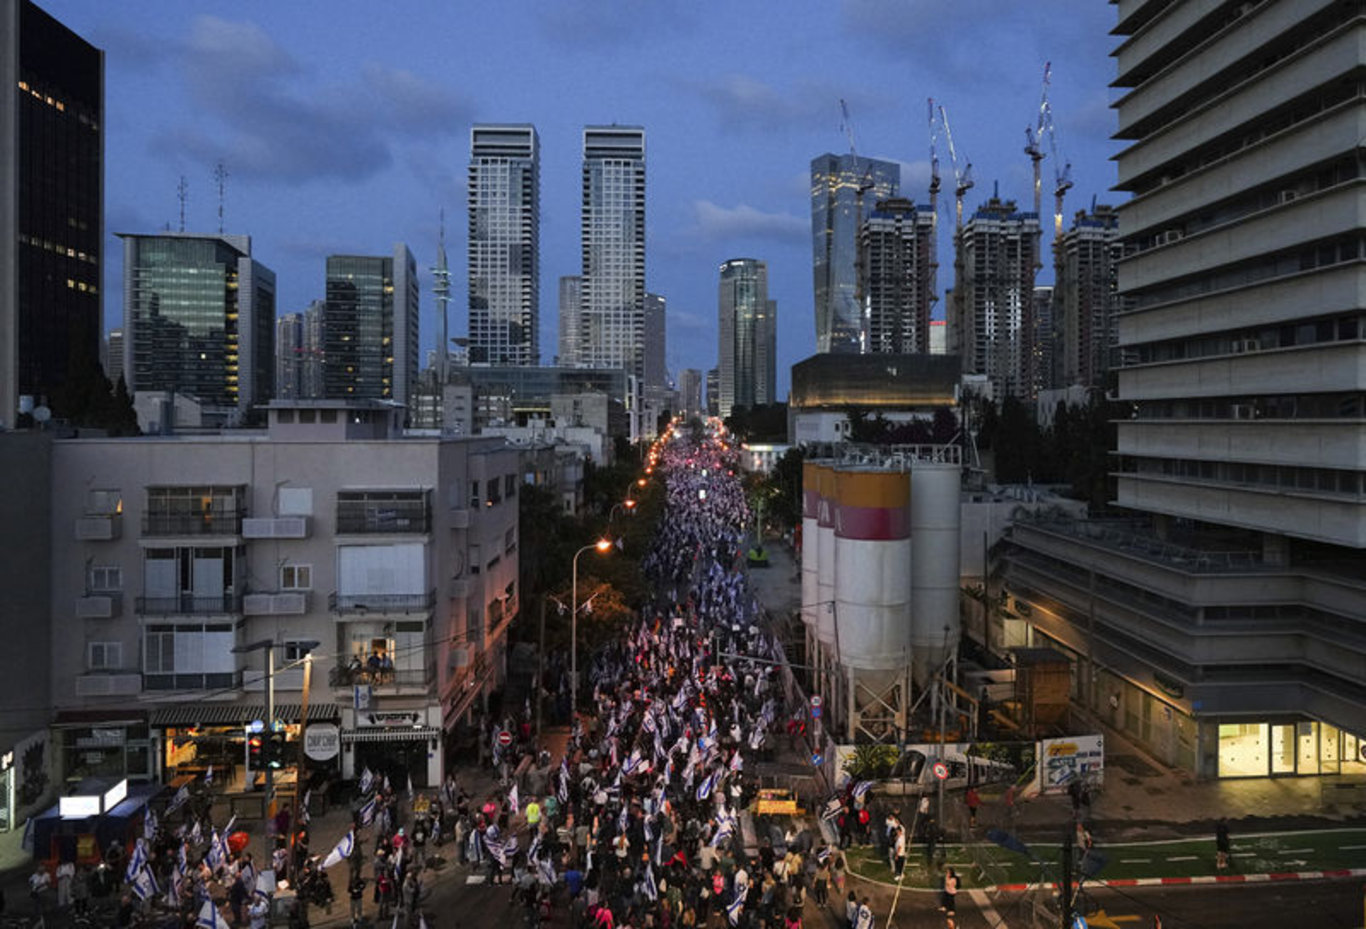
[321,830,354,870]
[643,864,658,902]
[508,783,519,815]
[557,763,570,805]
[359,767,374,796]
[726,892,744,927]
[536,854,556,886]
[206,831,224,872]
[729,749,744,773]
[709,817,734,848]
[696,768,721,802]
[623,748,645,777]
[300,790,311,826]
[359,793,378,827]
[483,833,516,868]
[125,838,148,883]
[253,869,276,900]
[143,808,158,841]
[131,863,159,901]
[204,764,213,787]
[166,782,191,816]
[816,846,831,864]
[223,814,237,837]
[177,841,189,876]
[195,898,225,929]
[851,780,874,802]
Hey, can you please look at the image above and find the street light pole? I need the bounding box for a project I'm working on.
[570,539,612,715]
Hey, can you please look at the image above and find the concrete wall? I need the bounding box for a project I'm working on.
[0,433,52,752]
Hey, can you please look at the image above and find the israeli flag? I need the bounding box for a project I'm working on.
[300,790,311,826]
[508,782,519,814]
[359,793,378,827]
[483,833,515,868]
[671,688,689,712]
[623,749,644,776]
[748,726,764,752]
[143,808,158,841]
[641,711,657,735]
[204,764,213,787]
[177,841,189,876]
[817,846,831,864]
[125,838,148,883]
[643,815,654,844]
[729,750,744,773]
[536,855,556,886]
[557,765,569,805]
[726,892,744,926]
[131,863,159,901]
[195,898,225,929]
[166,782,191,816]
[821,798,843,821]
[321,830,354,870]
[254,869,276,900]
[696,768,721,802]
[206,832,224,872]
[223,814,237,837]
[643,864,658,902]
[709,817,733,848]
[851,780,874,801]
[359,768,374,796]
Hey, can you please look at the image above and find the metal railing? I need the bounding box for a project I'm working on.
[327,590,436,614]
[135,593,242,615]
[1014,513,1267,573]
[335,502,432,534]
[141,511,244,536]
[329,666,431,688]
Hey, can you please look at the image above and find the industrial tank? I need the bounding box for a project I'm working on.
[909,460,962,686]
[815,464,837,646]
[832,466,912,674]
[801,460,821,638]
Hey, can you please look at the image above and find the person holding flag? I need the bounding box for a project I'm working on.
[321,830,355,870]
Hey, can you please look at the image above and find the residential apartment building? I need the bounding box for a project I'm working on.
[951,196,1041,402]
[322,245,419,410]
[47,401,519,788]
[468,125,539,366]
[1000,0,1366,779]
[643,292,667,391]
[579,127,646,381]
[677,368,702,421]
[717,258,776,419]
[121,233,276,417]
[1057,205,1121,388]
[810,153,898,354]
[0,0,103,427]
[860,198,936,356]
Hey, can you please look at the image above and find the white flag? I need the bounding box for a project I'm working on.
[321,830,354,870]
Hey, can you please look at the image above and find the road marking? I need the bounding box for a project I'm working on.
[1087,910,1143,928]
[465,875,486,885]
[1340,845,1366,850]
[1278,848,1313,854]
[1120,858,1151,863]
[1166,856,1198,861]
[967,888,1002,928]
[1232,852,1256,857]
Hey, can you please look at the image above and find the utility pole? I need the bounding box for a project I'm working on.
[536,595,547,735]
[291,650,313,847]
[1060,827,1074,929]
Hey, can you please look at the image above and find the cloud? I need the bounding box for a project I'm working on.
[538,0,698,47]
[687,201,808,244]
[694,74,829,133]
[155,15,469,185]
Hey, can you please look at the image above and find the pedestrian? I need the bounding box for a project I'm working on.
[844,891,859,929]
[1215,820,1230,871]
[940,867,958,915]
[28,864,50,913]
[347,872,366,927]
[1005,783,1017,824]
[248,894,270,929]
[813,853,830,907]
[965,786,980,827]
[55,858,74,909]
[854,896,874,929]
[892,826,906,881]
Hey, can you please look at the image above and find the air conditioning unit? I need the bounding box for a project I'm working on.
[1156,229,1184,246]
[1232,338,1259,353]
[449,646,471,669]
[1231,404,1257,420]
[1279,190,1298,204]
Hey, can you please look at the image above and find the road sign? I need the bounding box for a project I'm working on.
[810,752,823,767]
[1072,917,1088,929]
[932,760,949,780]
[810,695,822,708]
[497,730,513,747]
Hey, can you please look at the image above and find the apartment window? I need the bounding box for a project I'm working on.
[87,489,122,515]
[143,623,235,690]
[89,565,122,592]
[278,487,313,517]
[280,564,312,590]
[469,481,481,508]
[469,544,482,574]
[283,641,314,662]
[336,490,431,533]
[88,642,122,670]
[504,474,517,499]
[504,527,516,554]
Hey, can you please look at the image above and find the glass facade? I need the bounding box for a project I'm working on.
[123,234,274,411]
[323,247,418,406]
[6,0,103,419]
[717,259,775,418]
[580,127,645,381]
[468,125,539,366]
[1217,721,1366,778]
[810,153,898,354]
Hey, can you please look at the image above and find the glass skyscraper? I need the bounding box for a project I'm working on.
[467,125,539,366]
[1,0,103,424]
[811,153,898,354]
[717,258,776,419]
[120,233,275,413]
[322,245,419,407]
[580,126,646,381]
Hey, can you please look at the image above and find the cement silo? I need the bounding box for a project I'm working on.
[815,464,837,649]
[909,459,962,686]
[801,460,821,643]
[833,465,912,742]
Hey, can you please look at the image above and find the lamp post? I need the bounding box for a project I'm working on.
[570,539,613,714]
[608,498,637,523]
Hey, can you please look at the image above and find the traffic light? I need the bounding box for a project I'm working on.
[266,732,287,769]
[248,735,263,770]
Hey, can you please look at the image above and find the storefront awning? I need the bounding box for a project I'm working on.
[149,703,340,728]
[342,727,441,744]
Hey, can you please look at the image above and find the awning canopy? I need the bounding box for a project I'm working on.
[342,727,441,744]
[149,703,340,728]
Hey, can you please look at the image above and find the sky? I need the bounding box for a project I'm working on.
[47,0,1124,398]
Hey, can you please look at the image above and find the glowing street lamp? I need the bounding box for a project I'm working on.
[570,538,614,712]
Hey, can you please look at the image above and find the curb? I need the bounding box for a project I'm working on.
[848,865,1366,894]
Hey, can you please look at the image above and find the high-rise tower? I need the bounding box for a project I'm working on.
[322,244,419,408]
[860,198,936,355]
[468,125,539,366]
[580,126,646,380]
[121,232,275,414]
[1057,205,1120,389]
[0,0,103,424]
[811,153,898,354]
[717,259,776,419]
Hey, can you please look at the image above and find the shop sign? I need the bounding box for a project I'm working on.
[1038,734,1104,795]
[363,712,422,728]
[303,724,340,761]
[1,751,12,771]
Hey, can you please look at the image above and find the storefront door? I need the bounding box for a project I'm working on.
[1270,724,1296,774]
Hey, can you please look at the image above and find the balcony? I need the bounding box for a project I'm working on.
[74,672,141,697]
[75,513,122,541]
[335,495,431,535]
[76,593,122,619]
[135,593,243,616]
[242,591,309,616]
[327,590,436,615]
[241,516,310,539]
[329,665,432,691]
[141,511,244,537]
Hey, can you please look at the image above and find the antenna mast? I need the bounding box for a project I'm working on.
[176,176,188,233]
[432,209,451,387]
[214,161,229,235]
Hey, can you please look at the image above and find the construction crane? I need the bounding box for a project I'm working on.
[1024,62,1051,221]
[939,104,973,231]
[1046,98,1073,240]
[927,99,942,327]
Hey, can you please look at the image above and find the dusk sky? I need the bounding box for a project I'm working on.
[48,0,1122,396]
